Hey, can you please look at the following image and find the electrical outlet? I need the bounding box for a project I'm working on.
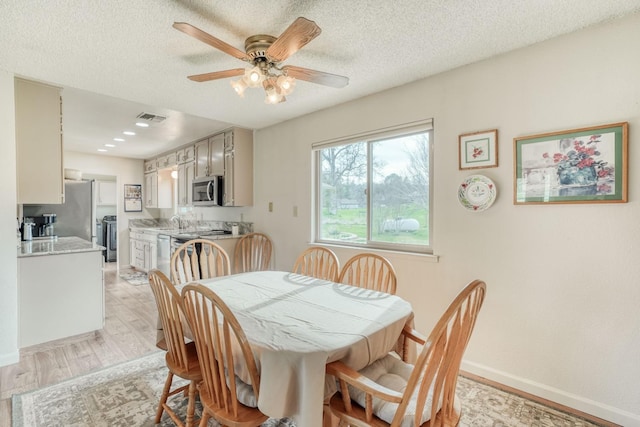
[268,202,273,212]
[293,205,298,217]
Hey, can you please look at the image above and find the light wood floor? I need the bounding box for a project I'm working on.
[0,263,159,426]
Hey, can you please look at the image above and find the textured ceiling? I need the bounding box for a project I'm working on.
[1,1,639,159]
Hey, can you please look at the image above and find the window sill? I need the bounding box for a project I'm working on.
[315,242,439,263]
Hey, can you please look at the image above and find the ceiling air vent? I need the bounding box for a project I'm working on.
[136,112,167,123]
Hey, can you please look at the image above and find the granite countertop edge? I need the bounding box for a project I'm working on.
[18,236,105,258]
[129,227,242,240]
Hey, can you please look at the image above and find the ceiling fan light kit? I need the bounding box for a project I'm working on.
[173,17,348,104]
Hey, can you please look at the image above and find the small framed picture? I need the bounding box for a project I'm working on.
[124,184,143,212]
[459,129,498,170]
[514,122,628,204]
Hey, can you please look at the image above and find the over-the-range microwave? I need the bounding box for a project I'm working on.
[192,176,223,206]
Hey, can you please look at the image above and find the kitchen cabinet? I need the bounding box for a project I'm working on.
[222,128,253,206]
[144,172,158,208]
[19,249,104,347]
[144,159,157,173]
[157,152,177,169]
[214,237,239,272]
[130,230,157,272]
[15,78,64,204]
[177,160,195,207]
[209,133,225,176]
[96,180,117,206]
[129,237,138,269]
[194,138,209,179]
[177,145,195,164]
[144,169,172,209]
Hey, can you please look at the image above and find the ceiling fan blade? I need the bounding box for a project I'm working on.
[173,22,250,62]
[187,68,245,82]
[266,17,322,63]
[282,65,349,88]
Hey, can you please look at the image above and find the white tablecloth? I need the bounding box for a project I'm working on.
[194,271,413,427]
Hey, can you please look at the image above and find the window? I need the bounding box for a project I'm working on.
[314,120,433,253]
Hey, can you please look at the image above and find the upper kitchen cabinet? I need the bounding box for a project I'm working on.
[144,159,157,173]
[144,169,172,209]
[15,78,64,204]
[223,128,253,206]
[176,145,195,164]
[177,148,195,207]
[144,172,157,208]
[157,152,177,169]
[209,133,225,176]
[194,138,209,179]
[96,180,117,206]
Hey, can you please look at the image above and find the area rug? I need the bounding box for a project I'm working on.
[119,271,149,286]
[12,351,605,427]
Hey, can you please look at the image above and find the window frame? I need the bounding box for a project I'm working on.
[312,119,434,254]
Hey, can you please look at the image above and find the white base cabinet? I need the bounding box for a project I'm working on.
[18,251,104,348]
[130,230,157,272]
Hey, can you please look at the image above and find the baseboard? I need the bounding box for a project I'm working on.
[461,360,640,427]
[0,349,19,367]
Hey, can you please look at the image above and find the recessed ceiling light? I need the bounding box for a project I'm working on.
[104,144,116,148]
[123,131,136,136]
[135,122,150,128]
[97,149,108,152]
[114,138,125,142]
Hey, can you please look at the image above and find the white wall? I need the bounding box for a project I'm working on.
[250,13,640,426]
[64,152,151,266]
[0,70,19,365]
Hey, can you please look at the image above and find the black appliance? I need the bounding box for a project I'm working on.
[102,215,117,262]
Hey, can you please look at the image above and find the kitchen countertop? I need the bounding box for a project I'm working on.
[130,227,241,240]
[18,236,105,258]
[128,218,252,240]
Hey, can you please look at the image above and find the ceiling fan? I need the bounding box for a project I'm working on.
[173,17,349,104]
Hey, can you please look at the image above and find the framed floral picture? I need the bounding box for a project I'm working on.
[514,122,628,204]
[459,129,498,169]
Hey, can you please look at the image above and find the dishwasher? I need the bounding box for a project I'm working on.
[157,234,171,277]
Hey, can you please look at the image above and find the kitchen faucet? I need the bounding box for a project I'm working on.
[170,215,182,230]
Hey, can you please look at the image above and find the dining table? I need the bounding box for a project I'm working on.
[184,270,413,427]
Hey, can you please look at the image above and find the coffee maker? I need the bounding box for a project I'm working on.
[33,213,57,238]
[20,217,35,241]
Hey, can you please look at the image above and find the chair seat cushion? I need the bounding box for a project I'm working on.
[226,370,258,408]
[345,353,458,427]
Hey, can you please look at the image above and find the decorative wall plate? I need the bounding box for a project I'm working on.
[458,175,497,211]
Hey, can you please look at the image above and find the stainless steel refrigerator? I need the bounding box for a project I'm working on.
[23,179,96,242]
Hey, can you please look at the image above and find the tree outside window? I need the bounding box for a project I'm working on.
[316,128,432,252]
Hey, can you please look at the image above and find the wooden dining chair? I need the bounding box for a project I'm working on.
[292,246,340,282]
[338,253,398,294]
[181,283,269,427]
[234,232,273,273]
[326,279,486,427]
[170,238,231,285]
[148,270,202,427]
